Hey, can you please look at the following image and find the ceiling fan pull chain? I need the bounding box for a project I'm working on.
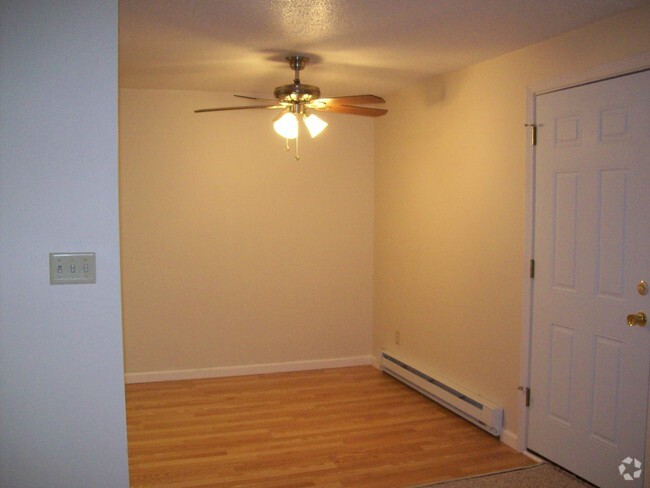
[295,128,300,160]
[284,138,290,151]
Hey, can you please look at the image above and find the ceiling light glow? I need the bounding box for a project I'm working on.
[273,111,298,139]
[303,114,328,138]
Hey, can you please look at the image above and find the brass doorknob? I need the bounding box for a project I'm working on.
[627,312,647,327]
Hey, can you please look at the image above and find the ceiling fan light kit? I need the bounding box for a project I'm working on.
[273,111,299,139]
[195,55,387,160]
[303,113,328,138]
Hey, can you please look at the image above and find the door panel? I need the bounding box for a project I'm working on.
[529,70,650,487]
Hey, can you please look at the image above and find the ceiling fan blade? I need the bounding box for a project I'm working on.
[314,95,385,106]
[314,104,388,117]
[194,104,281,113]
[234,94,279,103]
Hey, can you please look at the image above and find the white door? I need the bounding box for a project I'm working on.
[528,70,650,487]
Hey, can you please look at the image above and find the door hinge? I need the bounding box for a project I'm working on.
[518,386,531,407]
[524,123,537,146]
[530,259,535,278]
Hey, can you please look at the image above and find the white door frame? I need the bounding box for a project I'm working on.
[518,52,650,461]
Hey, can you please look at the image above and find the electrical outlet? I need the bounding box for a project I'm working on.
[394,330,401,345]
[49,252,96,285]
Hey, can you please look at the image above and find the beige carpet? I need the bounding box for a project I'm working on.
[417,463,593,487]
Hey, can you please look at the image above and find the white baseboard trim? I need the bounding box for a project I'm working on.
[125,355,375,384]
[370,354,381,369]
[500,429,518,450]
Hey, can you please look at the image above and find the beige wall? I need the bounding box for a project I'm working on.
[120,89,374,373]
[374,6,650,437]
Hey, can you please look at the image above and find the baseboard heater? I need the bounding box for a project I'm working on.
[380,351,503,436]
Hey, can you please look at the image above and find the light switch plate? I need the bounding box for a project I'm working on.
[49,252,96,285]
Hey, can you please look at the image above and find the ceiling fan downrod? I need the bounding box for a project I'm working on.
[288,55,309,84]
[273,56,321,102]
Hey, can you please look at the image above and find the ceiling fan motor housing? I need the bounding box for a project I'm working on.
[273,83,321,103]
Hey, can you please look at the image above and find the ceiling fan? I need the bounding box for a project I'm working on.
[195,55,387,159]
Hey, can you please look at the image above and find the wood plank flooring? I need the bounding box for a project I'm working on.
[126,366,534,487]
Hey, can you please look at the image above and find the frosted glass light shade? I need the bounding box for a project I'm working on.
[304,114,328,138]
[273,112,298,139]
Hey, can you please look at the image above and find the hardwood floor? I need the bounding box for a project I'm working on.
[126,366,534,487]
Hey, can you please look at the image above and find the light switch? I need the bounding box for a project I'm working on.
[49,252,96,285]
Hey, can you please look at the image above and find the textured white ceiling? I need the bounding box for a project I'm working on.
[119,0,648,98]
